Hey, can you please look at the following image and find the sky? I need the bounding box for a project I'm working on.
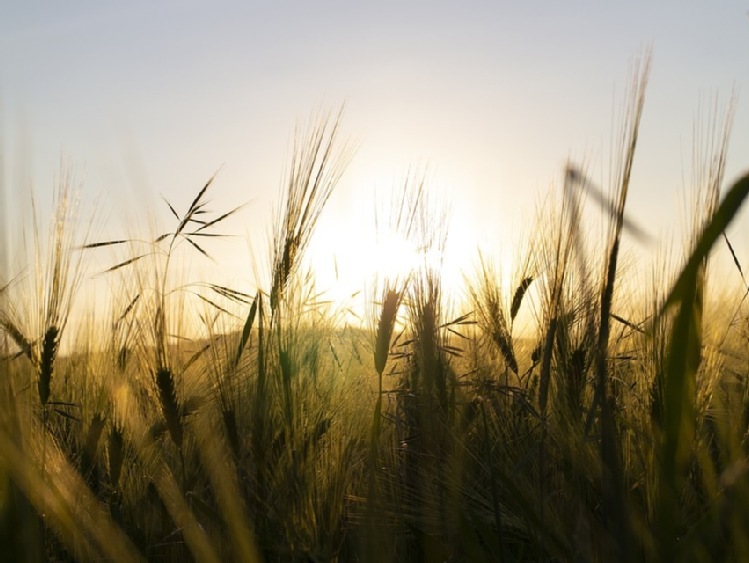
[1,1,748,321]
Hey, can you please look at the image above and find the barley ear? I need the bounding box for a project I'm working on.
[374,289,402,377]
[0,319,32,361]
[155,367,183,449]
[493,330,519,376]
[510,276,533,321]
[38,325,59,406]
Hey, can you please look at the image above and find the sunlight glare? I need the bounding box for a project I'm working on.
[369,231,442,283]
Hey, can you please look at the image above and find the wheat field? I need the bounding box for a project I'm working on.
[2,58,749,562]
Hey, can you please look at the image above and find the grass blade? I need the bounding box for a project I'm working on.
[659,172,749,318]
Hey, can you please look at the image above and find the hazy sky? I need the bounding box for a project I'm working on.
[2,1,748,309]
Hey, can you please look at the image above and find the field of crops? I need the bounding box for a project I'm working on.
[3,59,749,562]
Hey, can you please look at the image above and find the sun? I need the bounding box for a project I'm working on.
[367,231,442,283]
[304,224,422,315]
[304,169,512,318]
